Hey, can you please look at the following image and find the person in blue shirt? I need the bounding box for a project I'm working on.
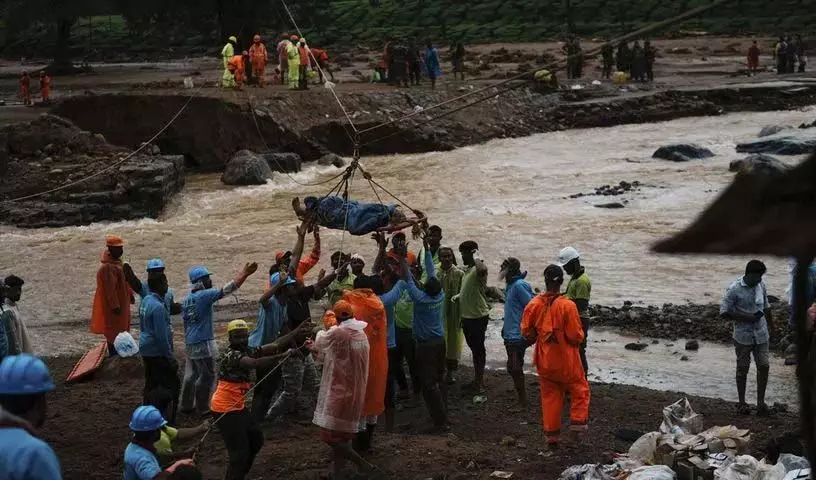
[500,257,535,407]
[124,258,182,315]
[378,266,405,432]
[124,405,194,480]
[180,262,258,417]
[140,273,182,424]
[424,41,442,89]
[0,354,62,479]
[399,236,448,429]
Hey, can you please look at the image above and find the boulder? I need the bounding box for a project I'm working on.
[317,153,346,168]
[262,152,302,173]
[652,144,715,162]
[595,202,625,209]
[729,154,790,177]
[486,286,505,303]
[685,340,700,351]
[221,150,274,185]
[758,125,794,137]
[625,342,649,351]
[736,134,816,155]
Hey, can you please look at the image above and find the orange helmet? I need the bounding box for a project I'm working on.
[290,34,299,42]
[253,34,261,43]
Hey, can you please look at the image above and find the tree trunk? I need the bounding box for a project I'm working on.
[49,18,76,74]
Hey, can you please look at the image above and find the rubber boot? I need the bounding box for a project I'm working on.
[445,359,458,385]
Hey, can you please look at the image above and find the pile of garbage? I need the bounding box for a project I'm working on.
[560,398,810,480]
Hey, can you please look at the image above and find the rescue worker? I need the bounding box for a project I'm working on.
[559,246,591,374]
[298,37,310,90]
[775,36,788,74]
[459,240,489,393]
[248,35,268,88]
[616,41,631,73]
[20,72,31,106]
[601,43,614,79]
[0,354,62,479]
[0,275,33,355]
[451,43,466,81]
[631,41,646,82]
[278,34,291,84]
[212,319,312,480]
[521,265,590,449]
[501,258,534,407]
[644,40,656,81]
[123,405,194,480]
[748,41,761,76]
[425,41,441,89]
[287,35,301,90]
[795,34,807,72]
[39,71,51,103]
[228,51,247,89]
[222,36,238,88]
[437,246,464,384]
[310,47,335,83]
[785,35,797,73]
[307,300,375,479]
[408,39,422,86]
[123,258,180,315]
[90,235,131,356]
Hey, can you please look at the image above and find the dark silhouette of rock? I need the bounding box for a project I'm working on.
[729,154,790,177]
[595,202,626,209]
[625,342,648,351]
[736,134,816,155]
[221,150,274,185]
[685,340,700,351]
[758,125,794,137]
[262,152,302,173]
[653,144,715,162]
[317,153,346,168]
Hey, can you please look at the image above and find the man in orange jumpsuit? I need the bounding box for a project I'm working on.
[298,38,310,90]
[90,235,132,356]
[521,264,590,449]
[228,52,246,89]
[248,35,268,87]
[39,71,51,104]
[342,275,387,453]
[20,72,31,106]
[309,48,335,83]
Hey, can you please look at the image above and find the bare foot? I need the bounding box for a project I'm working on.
[292,197,306,219]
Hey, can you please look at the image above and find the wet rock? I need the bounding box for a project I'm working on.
[680,355,690,361]
[486,286,505,303]
[625,342,648,351]
[685,340,699,351]
[317,153,346,168]
[729,154,790,178]
[595,202,625,209]
[758,125,794,137]
[736,133,816,155]
[800,119,816,130]
[652,143,715,162]
[221,150,274,185]
[262,152,302,173]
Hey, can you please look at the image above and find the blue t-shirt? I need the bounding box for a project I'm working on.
[379,281,406,349]
[138,282,175,311]
[181,288,224,345]
[0,427,62,479]
[123,443,162,480]
[250,296,286,348]
[139,293,174,358]
[404,251,445,341]
[503,275,535,343]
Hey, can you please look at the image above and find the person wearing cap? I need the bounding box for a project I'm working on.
[721,260,774,416]
[458,240,490,393]
[222,35,238,87]
[501,258,535,407]
[298,37,310,90]
[558,246,592,373]
[123,259,181,314]
[269,225,321,287]
[212,318,312,480]
[418,225,443,283]
[277,33,291,84]
[521,265,589,449]
[327,251,355,306]
[90,234,132,356]
[0,354,62,479]
[0,274,33,355]
[179,261,258,417]
[307,300,376,479]
[286,34,301,89]
[399,236,449,429]
[139,272,182,424]
[124,405,194,480]
[438,245,465,384]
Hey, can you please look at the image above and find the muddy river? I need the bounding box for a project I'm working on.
[2,108,813,403]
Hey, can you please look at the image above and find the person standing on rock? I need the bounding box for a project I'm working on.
[222,36,238,88]
[644,40,656,82]
[458,240,490,394]
[720,260,775,416]
[452,43,466,81]
[278,34,291,84]
[424,42,441,89]
[180,262,258,417]
[748,41,761,76]
[19,72,31,106]
[287,35,301,90]
[522,265,590,450]
[501,258,534,407]
[248,35,268,88]
[0,275,33,356]
[795,34,807,72]
[438,246,464,384]
[616,41,631,73]
[601,42,614,79]
[298,38,310,90]
[559,246,591,374]
[39,71,51,103]
[90,235,132,356]
[775,36,788,74]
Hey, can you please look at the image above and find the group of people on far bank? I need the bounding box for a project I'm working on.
[375,38,462,88]
[746,35,808,76]
[17,70,52,106]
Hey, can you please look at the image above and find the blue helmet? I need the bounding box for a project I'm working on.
[188,266,211,283]
[129,405,167,432]
[146,258,165,271]
[269,272,297,287]
[0,354,56,395]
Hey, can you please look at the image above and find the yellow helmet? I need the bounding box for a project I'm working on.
[228,36,237,43]
[227,319,249,332]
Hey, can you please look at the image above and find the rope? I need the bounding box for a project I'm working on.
[356,0,737,139]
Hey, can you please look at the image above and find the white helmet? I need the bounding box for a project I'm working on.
[557,246,580,266]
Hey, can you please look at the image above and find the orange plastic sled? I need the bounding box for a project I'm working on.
[65,341,108,384]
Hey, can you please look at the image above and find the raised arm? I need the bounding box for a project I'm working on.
[380,280,406,308]
[401,257,428,303]
[371,232,387,275]
[259,320,315,356]
[297,226,322,279]
[422,242,436,280]
[122,263,144,295]
[288,220,310,277]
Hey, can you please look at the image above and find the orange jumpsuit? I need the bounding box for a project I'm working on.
[521,292,590,445]
[343,289,388,418]
[248,42,269,87]
[89,250,131,343]
[20,75,31,105]
[227,55,245,87]
[39,75,51,102]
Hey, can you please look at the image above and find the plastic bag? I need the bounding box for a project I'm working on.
[629,432,661,463]
[715,455,759,480]
[756,460,786,480]
[660,398,703,434]
[628,465,676,480]
[779,454,810,472]
[559,464,614,480]
[113,331,139,357]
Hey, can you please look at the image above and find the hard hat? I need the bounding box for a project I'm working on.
[557,247,580,266]
[106,234,125,247]
[333,300,354,319]
[188,266,211,283]
[275,251,292,263]
[228,319,249,332]
[253,34,261,42]
[0,354,56,395]
[146,258,165,271]
[291,34,299,42]
[228,36,238,43]
[299,37,306,44]
[129,405,167,432]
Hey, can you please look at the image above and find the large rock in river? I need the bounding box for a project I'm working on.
[736,134,816,155]
[262,152,301,173]
[758,125,794,137]
[221,150,274,185]
[729,154,790,177]
[652,144,714,162]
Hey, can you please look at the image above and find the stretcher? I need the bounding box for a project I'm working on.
[65,341,108,383]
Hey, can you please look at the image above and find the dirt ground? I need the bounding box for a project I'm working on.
[41,353,798,480]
